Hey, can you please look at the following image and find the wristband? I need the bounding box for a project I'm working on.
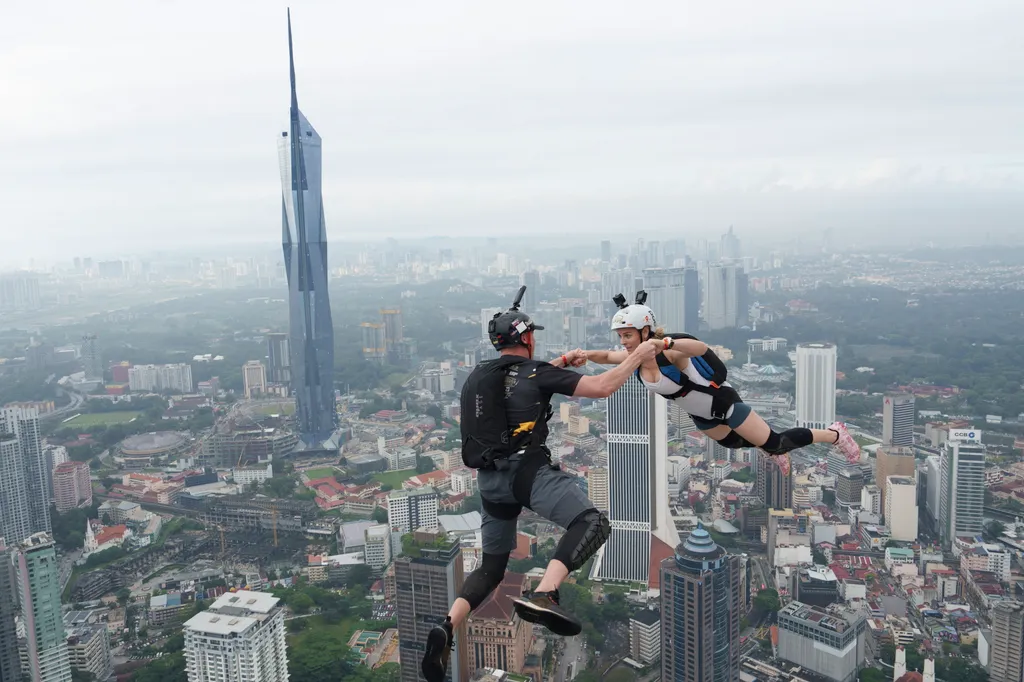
[561,355,568,366]
[663,337,671,350]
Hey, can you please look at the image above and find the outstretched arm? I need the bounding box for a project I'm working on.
[584,349,629,365]
[662,337,708,359]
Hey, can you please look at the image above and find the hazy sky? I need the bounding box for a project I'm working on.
[2,1,1023,265]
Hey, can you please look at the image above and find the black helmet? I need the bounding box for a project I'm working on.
[488,286,545,350]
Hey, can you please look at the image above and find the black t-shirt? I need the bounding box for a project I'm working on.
[503,359,583,452]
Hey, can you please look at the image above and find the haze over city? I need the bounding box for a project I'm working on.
[3,0,1024,266]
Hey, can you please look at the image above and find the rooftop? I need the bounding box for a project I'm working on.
[186,610,258,636]
[209,589,279,614]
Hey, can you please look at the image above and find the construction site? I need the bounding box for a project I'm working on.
[200,495,335,565]
[200,401,299,467]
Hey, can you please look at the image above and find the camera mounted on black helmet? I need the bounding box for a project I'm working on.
[487,286,544,351]
[612,293,628,309]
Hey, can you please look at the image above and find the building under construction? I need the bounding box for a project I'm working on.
[200,495,318,535]
[200,418,299,467]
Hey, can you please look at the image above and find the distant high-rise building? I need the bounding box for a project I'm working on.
[629,609,662,666]
[600,240,612,262]
[242,361,267,399]
[279,11,338,451]
[836,469,864,509]
[381,308,404,361]
[756,451,792,510]
[660,525,742,682]
[587,467,609,513]
[360,323,387,364]
[777,601,867,682]
[939,437,986,547]
[0,274,42,312]
[127,363,193,393]
[265,332,291,384]
[480,308,501,344]
[16,534,72,682]
[643,267,695,335]
[183,590,288,682]
[52,462,92,513]
[388,488,439,556]
[882,394,915,446]
[80,335,102,380]
[720,226,741,261]
[990,601,1024,682]
[0,542,19,682]
[702,264,747,330]
[875,446,917,521]
[363,524,391,572]
[795,343,837,429]
[1,408,49,536]
[596,379,678,586]
[395,531,469,682]
[0,430,31,545]
[885,476,918,542]
[520,271,541,315]
[568,306,586,347]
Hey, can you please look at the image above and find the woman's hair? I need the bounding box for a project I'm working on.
[643,327,665,340]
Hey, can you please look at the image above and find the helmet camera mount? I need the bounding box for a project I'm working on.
[635,290,648,305]
[612,293,628,309]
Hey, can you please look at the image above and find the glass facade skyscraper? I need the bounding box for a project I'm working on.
[278,11,337,450]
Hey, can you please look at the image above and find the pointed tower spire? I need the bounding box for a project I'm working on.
[287,8,299,122]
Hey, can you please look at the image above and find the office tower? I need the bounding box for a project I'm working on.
[395,530,468,682]
[465,572,531,673]
[361,323,387,364]
[938,438,985,546]
[242,361,267,399]
[183,590,288,682]
[885,476,919,542]
[860,485,881,517]
[0,431,31,545]
[990,601,1024,682]
[600,240,612,262]
[882,394,915,446]
[660,525,742,682]
[568,306,586,347]
[924,455,941,522]
[0,542,19,682]
[279,11,338,451]
[836,469,864,509]
[682,267,700,333]
[16,534,72,682]
[776,601,866,682]
[520,271,541,315]
[629,609,661,666]
[1,408,49,536]
[702,264,747,330]
[795,343,837,429]
[79,335,102,380]
[720,226,741,261]
[363,524,391,572]
[596,378,678,585]
[642,267,692,334]
[265,332,291,384]
[0,274,41,312]
[875,446,916,519]
[381,308,404,361]
[756,451,792,510]
[587,467,609,513]
[388,488,440,556]
[52,462,92,513]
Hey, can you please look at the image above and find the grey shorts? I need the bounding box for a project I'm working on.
[476,450,596,555]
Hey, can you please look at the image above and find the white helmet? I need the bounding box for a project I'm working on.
[611,304,657,331]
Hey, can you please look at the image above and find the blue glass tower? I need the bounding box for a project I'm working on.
[278,10,338,450]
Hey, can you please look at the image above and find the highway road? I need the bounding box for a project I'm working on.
[556,635,587,682]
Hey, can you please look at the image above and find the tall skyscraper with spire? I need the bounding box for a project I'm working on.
[278,10,338,451]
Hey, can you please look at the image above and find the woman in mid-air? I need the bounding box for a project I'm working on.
[581,293,860,475]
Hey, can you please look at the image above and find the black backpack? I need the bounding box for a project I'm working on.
[460,356,543,469]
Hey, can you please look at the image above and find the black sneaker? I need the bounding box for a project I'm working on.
[421,617,453,682]
[512,590,583,636]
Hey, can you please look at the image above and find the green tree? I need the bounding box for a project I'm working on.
[116,588,132,606]
[131,651,186,682]
[753,588,781,613]
[986,520,1006,540]
[859,669,885,682]
[289,592,315,614]
[693,501,706,514]
[288,629,362,682]
[372,507,388,524]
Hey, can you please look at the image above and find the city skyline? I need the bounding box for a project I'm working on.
[3,2,1024,261]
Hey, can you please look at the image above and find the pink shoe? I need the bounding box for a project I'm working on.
[829,422,860,463]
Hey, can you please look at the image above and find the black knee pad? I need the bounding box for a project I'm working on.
[458,552,510,610]
[761,428,813,455]
[552,509,610,572]
[718,431,756,449]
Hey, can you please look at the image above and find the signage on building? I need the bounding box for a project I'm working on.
[948,428,981,443]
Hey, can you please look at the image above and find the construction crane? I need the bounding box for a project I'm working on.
[218,523,226,556]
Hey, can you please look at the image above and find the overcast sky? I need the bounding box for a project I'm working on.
[2,1,1023,266]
